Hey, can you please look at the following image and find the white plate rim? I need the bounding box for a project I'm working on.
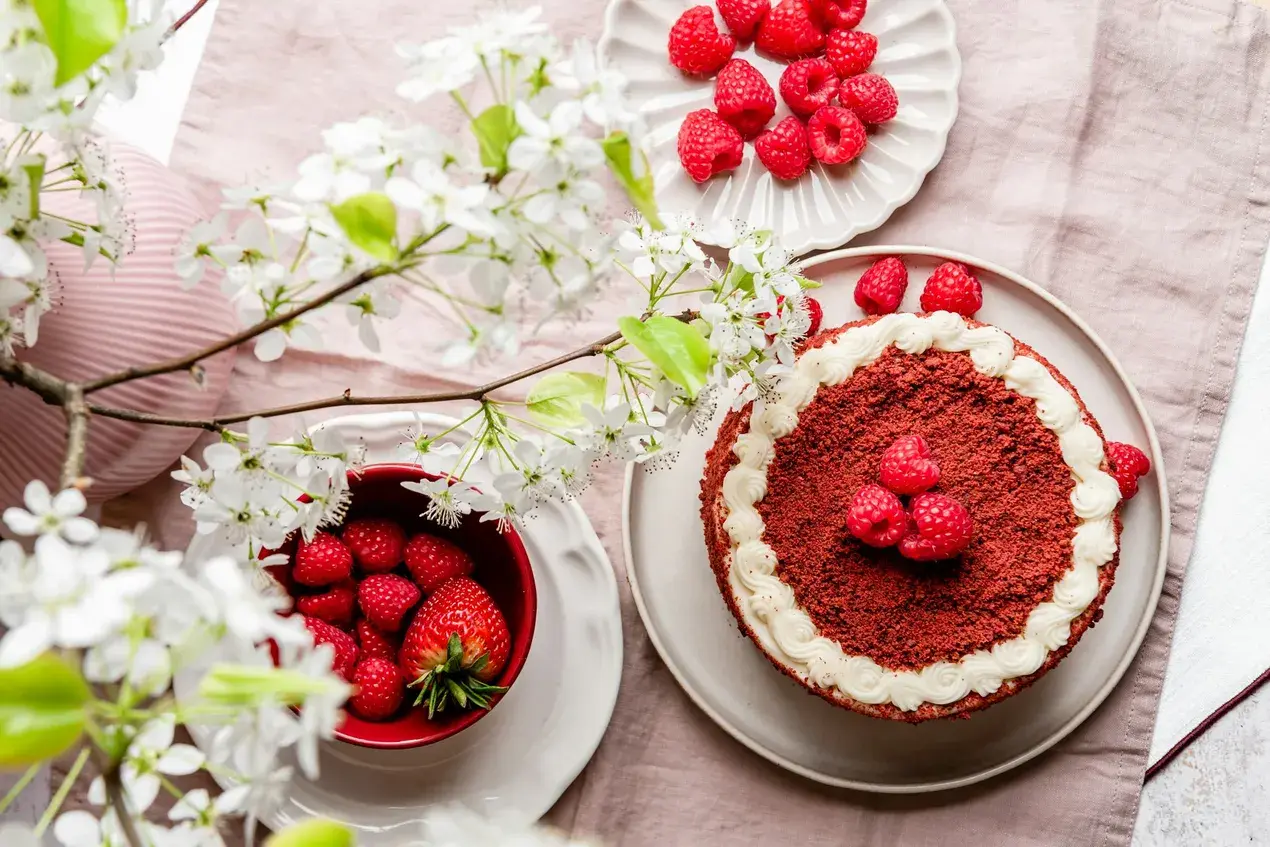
[621,244,1171,793]
[175,411,624,830]
[597,0,963,255]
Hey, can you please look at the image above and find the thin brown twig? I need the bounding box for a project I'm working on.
[102,761,145,847]
[59,386,90,489]
[169,0,213,35]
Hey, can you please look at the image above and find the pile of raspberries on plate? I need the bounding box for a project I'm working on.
[669,0,897,182]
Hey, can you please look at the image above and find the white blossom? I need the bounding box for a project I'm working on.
[508,101,604,173]
[2,479,98,542]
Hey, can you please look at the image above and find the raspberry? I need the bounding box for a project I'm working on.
[919,261,983,317]
[356,619,400,662]
[714,59,776,140]
[805,296,824,336]
[357,573,422,633]
[755,0,825,60]
[717,0,769,42]
[839,72,898,124]
[899,493,973,561]
[350,657,405,721]
[846,484,907,548]
[810,0,867,30]
[754,115,812,179]
[341,518,406,573]
[806,105,866,165]
[677,109,745,183]
[293,531,353,587]
[303,616,359,681]
[854,256,908,315]
[668,6,736,76]
[404,533,475,594]
[295,580,357,627]
[1106,442,1151,500]
[825,29,877,78]
[879,434,940,495]
[779,58,840,118]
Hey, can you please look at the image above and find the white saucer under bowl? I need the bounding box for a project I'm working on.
[174,412,623,840]
[623,246,1169,793]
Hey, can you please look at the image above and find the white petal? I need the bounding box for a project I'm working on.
[254,329,287,362]
[1,508,40,536]
[122,771,160,813]
[168,788,210,821]
[134,715,176,752]
[22,479,51,513]
[0,618,52,668]
[201,443,240,472]
[0,235,34,278]
[61,516,98,544]
[50,488,86,518]
[157,744,204,776]
[521,193,555,225]
[53,810,101,846]
[87,776,106,806]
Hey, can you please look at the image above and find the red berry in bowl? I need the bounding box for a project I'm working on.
[342,518,405,573]
[806,105,866,165]
[715,58,776,140]
[879,434,940,496]
[400,577,511,717]
[356,619,400,662]
[846,484,908,548]
[825,29,877,77]
[404,533,475,594]
[350,657,406,721]
[1106,442,1152,500]
[668,6,736,76]
[303,616,359,681]
[756,0,824,60]
[718,0,770,42]
[899,493,973,562]
[810,0,867,30]
[920,261,983,317]
[358,573,422,633]
[854,256,908,315]
[779,58,840,118]
[296,579,356,627]
[755,116,812,180]
[839,72,898,124]
[805,296,824,336]
[677,109,744,183]
[293,532,353,587]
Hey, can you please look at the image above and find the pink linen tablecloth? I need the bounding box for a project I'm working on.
[106,0,1270,843]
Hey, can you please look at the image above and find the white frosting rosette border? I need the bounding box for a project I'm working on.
[719,312,1122,712]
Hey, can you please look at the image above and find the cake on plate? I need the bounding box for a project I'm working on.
[699,310,1127,722]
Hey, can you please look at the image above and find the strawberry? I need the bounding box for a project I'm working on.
[1106,442,1152,500]
[806,105,866,164]
[717,0,769,42]
[846,484,907,548]
[899,492,973,561]
[920,261,983,317]
[779,58,840,118]
[403,533,475,595]
[825,29,877,78]
[714,59,776,140]
[295,579,356,627]
[342,518,406,573]
[293,532,353,587]
[805,296,824,336]
[358,573,422,633]
[303,616,359,681]
[839,72,898,124]
[350,657,405,721]
[755,116,812,179]
[810,0,867,30]
[668,6,736,76]
[399,577,511,718]
[756,0,825,60]
[677,109,745,183]
[879,434,940,495]
[356,619,400,662]
[854,256,908,315]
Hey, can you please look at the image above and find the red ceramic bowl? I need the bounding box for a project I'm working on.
[271,463,537,748]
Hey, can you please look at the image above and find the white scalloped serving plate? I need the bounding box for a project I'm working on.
[174,413,623,840]
[598,0,961,255]
[623,246,1169,792]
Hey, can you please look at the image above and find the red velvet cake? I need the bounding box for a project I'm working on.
[699,312,1124,721]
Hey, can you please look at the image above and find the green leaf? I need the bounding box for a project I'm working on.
[472,104,521,176]
[617,315,711,397]
[602,132,663,230]
[329,192,398,261]
[265,819,356,847]
[33,0,128,87]
[0,654,90,769]
[525,371,606,427]
[19,155,45,220]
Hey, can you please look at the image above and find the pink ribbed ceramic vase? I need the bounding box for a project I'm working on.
[0,144,236,506]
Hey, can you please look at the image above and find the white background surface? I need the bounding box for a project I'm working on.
[74,0,1270,840]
